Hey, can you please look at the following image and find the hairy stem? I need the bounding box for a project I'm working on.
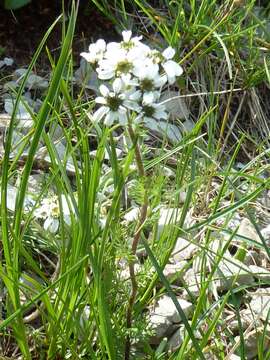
[124,124,148,360]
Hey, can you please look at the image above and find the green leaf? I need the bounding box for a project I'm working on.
[4,0,31,10]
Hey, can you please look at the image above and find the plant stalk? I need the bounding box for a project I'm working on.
[124,124,148,360]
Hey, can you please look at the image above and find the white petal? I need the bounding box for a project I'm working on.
[123,100,141,112]
[104,111,116,126]
[97,69,115,80]
[96,39,106,51]
[122,30,132,42]
[106,42,121,54]
[118,111,128,125]
[128,90,141,101]
[44,217,59,234]
[113,78,123,93]
[162,47,175,59]
[154,75,167,88]
[163,60,183,78]
[143,92,155,104]
[80,52,94,63]
[93,106,109,122]
[99,84,110,97]
[95,96,107,105]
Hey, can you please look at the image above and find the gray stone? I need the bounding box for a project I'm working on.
[243,250,261,266]
[160,90,190,121]
[171,237,197,263]
[157,208,181,238]
[237,218,261,244]
[167,327,184,353]
[249,288,270,321]
[152,295,193,323]
[163,262,187,285]
[149,314,176,345]
[249,265,270,283]
[227,309,261,334]
[183,268,201,298]
[214,258,254,292]
[235,328,270,359]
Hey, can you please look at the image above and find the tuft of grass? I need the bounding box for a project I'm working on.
[0,0,270,359]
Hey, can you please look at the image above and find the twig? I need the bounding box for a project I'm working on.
[159,87,244,105]
[124,124,148,360]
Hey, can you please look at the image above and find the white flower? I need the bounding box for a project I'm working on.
[161,47,183,85]
[80,39,106,64]
[82,31,184,127]
[93,78,140,126]
[34,195,74,234]
[135,96,168,124]
[34,196,60,234]
[97,48,134,80]
[133,65,167,97]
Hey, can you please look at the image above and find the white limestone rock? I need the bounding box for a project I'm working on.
[227,309,261,334]
[171,237,197,263]
[152,295,193,324]
[123,207,140,223]
[235,328,270,359]
[214,258,254,292]
[182,268,201,298]
[157,208,181,239]
[167,327,184,353]
[249,265,270,283]
[163,262,187,285]
[237,218,261,244]
[249,288,270,321]
[149,314,176,345]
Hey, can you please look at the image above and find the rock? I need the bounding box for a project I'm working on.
[167,326,184,352]
[152,295,193,323]
[160,90,190,120]
[214,258,254,292]
[249,265,270,283]
[249,288,270,321]
[26,74,48,90]
[4,98,33,127]
[171,237,197,263]
[163,262,187,285]
[162,166,175,179]
[228,355,241,360]
[235,328,270,359]
[149,314,176,345]
[261,224,270,245]
[123,207,140,223]
[157,208,181,238]
[227,309,261,334]
[182,268,201,298]
[119,263,141,281]
[6,184,34,212]
[243,250,261,266]
[144,118,182,144]
[27,174,46,194]
[237,218,261,244]
[181,119,195,133]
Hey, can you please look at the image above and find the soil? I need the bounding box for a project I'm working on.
[0,0,116,69]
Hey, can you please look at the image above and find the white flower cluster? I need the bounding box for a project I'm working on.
[81,31,183,126]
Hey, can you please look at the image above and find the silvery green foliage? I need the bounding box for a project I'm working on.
[81,31,183,126]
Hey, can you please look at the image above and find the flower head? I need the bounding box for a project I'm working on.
[81,31,183,126]
[80,39,106,64]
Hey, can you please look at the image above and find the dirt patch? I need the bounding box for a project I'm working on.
[0,0,116,69]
